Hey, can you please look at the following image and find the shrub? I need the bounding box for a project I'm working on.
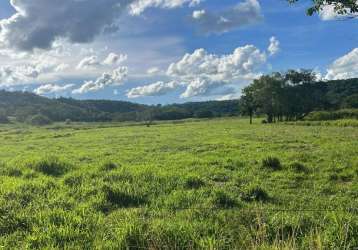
[305,109,358,121]
[27,114,53,126]
[212,190,237,208]
[242,186,270,202]
[31,157,71,177]
[184,176,205,189]
[290,162,309,173]
[262,157,282,171]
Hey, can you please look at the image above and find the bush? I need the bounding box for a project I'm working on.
[27,114,53,126]
[30,157,71,177]
[305,109,358,121]
[262,157,282,171]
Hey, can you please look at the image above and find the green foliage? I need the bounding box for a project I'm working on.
[305,109,358,121]
[0,90,239,123]
[288,0,358,16]
[240,72,358,123]
[27,114,53,126]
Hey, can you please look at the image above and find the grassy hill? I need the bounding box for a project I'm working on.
[0,118,357,248]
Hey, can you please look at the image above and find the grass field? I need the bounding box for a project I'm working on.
[0,118,357,249]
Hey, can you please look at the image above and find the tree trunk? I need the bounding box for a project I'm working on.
[250,113,253,124]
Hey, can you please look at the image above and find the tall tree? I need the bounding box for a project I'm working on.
[240,86,257,124]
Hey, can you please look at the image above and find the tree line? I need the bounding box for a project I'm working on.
[240,70,358,124]
[0,90,239,124]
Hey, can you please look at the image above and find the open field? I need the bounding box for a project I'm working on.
[0,118,357,249]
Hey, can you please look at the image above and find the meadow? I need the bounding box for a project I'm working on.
[0,118,357,249]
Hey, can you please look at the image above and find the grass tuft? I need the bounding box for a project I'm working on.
[30,157,71,177]
[262,157,282,171]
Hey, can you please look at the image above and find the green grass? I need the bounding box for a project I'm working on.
[0,118,357,249]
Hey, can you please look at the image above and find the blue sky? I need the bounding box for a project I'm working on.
[0,0,357,104]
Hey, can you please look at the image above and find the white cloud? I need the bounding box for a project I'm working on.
[325,48,358,80]
[191,0,262,34]
[34,83,74,95]
[127,81,180,98]
[193,10,206,19]
[127,38,277,99]
[55,63,70,72]
[76,56,100,69]
[73,66,128,94]
[268,36,280,56]
[130,0,202,15]
[147,67,162,75]
[103,53,128,66]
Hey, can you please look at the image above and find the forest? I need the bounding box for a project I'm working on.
[1,71,357,125]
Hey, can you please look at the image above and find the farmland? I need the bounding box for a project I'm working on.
[0,118,357,249]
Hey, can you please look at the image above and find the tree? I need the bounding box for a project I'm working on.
[27,114,53,126]
[288,0,358,16]
[240,86,257,124]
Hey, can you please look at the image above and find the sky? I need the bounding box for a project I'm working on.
[0,0,357,104]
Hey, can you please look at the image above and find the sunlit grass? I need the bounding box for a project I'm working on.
[0,118,357,249]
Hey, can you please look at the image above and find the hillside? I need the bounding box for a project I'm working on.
[0,90,240,123]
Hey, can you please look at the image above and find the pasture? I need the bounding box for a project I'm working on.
[0,118,357,249]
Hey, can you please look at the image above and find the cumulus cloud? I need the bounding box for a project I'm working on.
[76,56,100,69]
[102,53,127,66]
[0,0,202,52]
[268,36,280,56]
[34,83,74,95]
[191,0,262,34]
[127,38,277,99]
[127,81,180,98]
[130,0,202,15]
[73,66,128,94]
[325,48,358,80]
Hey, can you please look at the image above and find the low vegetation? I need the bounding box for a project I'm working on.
[0,118,357,249]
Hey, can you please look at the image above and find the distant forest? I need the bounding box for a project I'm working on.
[0,91,239,124]
[0,72,357,125]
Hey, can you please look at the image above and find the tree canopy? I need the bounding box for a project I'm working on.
[240,70,358,123]
[288,0,358,16]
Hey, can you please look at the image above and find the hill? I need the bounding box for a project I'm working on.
[0,90,240,123]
